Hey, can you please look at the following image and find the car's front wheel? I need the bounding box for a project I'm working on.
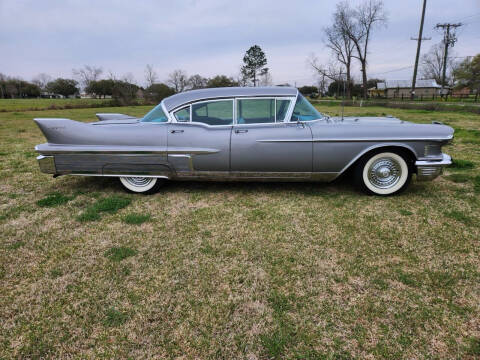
[354,151,411,196]
[119,176,165,194]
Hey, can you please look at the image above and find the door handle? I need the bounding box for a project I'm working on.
[235,129,248,134]
[170,129,184,134]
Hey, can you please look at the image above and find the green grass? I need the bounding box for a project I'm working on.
[36,192,73,207]
[449,159,475,170]
[0,104,479,358]
[123,213,151,224]
[104,246,138,262]
[76,195,131,222]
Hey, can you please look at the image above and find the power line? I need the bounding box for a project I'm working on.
[370,65,414,76]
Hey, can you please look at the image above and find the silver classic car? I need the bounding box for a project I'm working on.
[34,87,453,196]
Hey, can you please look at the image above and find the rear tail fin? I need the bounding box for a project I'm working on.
[34,118,86,144]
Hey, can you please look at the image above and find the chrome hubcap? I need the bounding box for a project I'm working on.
[368,158,402,189]
[124,177,152,187]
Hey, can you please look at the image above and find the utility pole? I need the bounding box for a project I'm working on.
[435,22,462,97]
[411,0,430,99]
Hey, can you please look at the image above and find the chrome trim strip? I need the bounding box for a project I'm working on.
[36,148,219,155]
[257,136,453,143]
[71,174,170,179]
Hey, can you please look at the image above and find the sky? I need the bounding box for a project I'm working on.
[0,0,479,87]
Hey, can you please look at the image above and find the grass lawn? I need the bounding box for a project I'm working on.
[0,98,113,112]
[0,104,479,359]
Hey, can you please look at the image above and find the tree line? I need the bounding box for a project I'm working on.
[0,45,271,103]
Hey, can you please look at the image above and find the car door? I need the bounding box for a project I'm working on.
[230,98,313,173]
[167,99,233,174]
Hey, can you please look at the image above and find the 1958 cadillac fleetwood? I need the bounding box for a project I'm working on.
[34,87,453,196]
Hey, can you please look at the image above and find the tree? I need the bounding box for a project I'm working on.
[32,73,52,91]
[112,80,139,105]
[144,64,158,88]
[72,65,103,88]
[85,79,115,98]
[188,74,208,89]
[258,68,272,86]
[46,78,79,97]
[167,69,188,93]
[420,43,457,86]
[206,75,238,88]
[241,45,268,87]
[336,0,387,98]
[323,2,356,98]
[299,86,319,96]
[453,54,480,101]
[145,83,175,102]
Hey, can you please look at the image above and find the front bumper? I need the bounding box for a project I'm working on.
[37,155,56,174]
[415,153,452,181]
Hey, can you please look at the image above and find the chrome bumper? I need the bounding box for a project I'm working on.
[37,155,57,174]
[415,153,452,181]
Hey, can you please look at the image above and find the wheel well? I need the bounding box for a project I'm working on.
[343,146,417,177]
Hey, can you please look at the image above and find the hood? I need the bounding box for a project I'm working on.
[329,116,409,125]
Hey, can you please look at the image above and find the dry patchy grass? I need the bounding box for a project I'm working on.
[0,105,479,359]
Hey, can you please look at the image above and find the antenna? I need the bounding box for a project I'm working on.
[341,69,346,121]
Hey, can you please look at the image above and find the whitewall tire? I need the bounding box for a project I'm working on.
[119,177,163,194]
[355,151,411,196]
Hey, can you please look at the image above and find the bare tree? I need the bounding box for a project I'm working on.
[106,70,117,81]
[420,43,457,86]
[167,69,188,93]
[72,65,103,88]
[32,73,52,91]
[308,55,345,82]
[259,68,272,86]
[337,0,387,98]
[321,3,355,98]
[144,64,158,87]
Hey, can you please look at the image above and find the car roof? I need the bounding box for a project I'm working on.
[162,86,298,111]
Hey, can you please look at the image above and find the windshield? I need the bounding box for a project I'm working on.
[141,103,168,123]
[291,94,323,122]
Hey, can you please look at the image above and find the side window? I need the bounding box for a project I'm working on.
[174,107,190,122]
[276,99,291,122]
[291,94,323,122]
[192,100,233,125]
[237,99,275,124]
[142,104,168,123]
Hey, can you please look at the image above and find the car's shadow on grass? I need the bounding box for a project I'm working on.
[64,174,358,197]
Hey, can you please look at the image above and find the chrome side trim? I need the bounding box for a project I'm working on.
[257,136,453,143]
[71,174,170,179]
[36,147,219,155]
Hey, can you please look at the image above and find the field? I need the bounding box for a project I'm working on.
[0,98,113,112]
[0,103,479,359]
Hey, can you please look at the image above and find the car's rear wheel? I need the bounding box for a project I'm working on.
[119,176,164,194]
[354,151,411,196]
